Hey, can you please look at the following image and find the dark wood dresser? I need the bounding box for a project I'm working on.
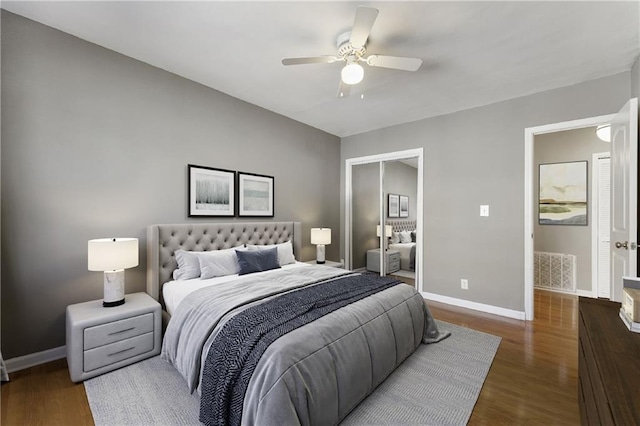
[578,297,640,425]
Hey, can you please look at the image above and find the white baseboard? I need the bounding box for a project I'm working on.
[536,287,593,298]
[421,291,526,320]
[5,346,66,373]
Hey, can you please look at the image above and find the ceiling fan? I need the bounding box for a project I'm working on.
[281,6,423,98]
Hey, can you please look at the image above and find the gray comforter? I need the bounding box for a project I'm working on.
[162,265,448,425]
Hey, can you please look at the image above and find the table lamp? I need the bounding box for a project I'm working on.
[88,238,139,307]
[310,228,331,264]
[376,224,393,250]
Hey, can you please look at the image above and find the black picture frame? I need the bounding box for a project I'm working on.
[237,172,275,217]
[188,164,235,217]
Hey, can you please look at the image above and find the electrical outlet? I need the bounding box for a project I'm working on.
[461,279,469,289]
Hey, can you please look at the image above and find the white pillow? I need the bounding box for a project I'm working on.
[247,241,296,266]
[400,231,412,243]
[173,250,201,280]
[390,232,400,244]
[198,248,241,279]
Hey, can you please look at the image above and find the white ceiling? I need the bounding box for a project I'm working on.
[3,1,639,137]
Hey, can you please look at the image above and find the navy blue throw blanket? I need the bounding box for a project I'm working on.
[199,273,401,426]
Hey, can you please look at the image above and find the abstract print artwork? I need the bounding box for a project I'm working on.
[188,165,235,217]
[238,172,274,217]
[539,161,587,225]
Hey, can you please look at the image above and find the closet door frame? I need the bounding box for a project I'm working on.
[345,148,424,291]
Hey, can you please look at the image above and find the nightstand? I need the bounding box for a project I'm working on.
[66,292,161,382]
[304,260,345,268]
[367,249,400,274]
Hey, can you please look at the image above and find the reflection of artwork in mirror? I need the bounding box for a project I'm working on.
[388,194,399,218]
[539,161,587,225]
[399,195,409,217]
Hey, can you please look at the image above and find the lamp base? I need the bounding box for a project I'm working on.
[103,299,125,308]
[103,269,126,308]
[316,244,326,264]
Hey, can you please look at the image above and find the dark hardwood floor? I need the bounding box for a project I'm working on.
[1,289,579,425]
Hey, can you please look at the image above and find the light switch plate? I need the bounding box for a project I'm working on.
[480,205,489,217]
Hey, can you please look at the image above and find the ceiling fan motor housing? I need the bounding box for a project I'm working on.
[337,31,366,60]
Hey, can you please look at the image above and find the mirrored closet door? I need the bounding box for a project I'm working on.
[345,149,423,291]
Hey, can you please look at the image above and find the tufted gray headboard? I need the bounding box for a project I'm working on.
[146,222,302,310]
[387,220,416,232]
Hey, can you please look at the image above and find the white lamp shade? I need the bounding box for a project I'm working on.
[88,238,139,271]
[341,63,364,85]
[595,124,611,142]
[376,225,393,237]
[311,228,331,245]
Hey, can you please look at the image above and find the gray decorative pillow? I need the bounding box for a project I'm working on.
[236,247,280,275]
[246,241,296,266]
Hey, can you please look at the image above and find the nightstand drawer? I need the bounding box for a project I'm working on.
[389,260,400,272]
[84,332,154,372]
[84,312,153,350]
[388,253,401,263]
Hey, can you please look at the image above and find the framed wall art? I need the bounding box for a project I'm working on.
[399,195,409,217]
[188,164,235,217]
[388,193,399,218]
[539,160,587,225]
[238,172,274,217]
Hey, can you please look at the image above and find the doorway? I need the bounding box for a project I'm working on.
[524,98,638,320]
[532,128,611,299]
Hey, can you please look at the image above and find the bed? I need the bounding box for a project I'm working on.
[146,221,448,426]
[387,220,417,271]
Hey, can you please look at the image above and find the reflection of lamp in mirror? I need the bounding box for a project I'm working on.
[311,228,331,264]
[376,224,393,250]
[88,238,139,307]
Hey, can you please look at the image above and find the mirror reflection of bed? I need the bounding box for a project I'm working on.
[386,220,416,286]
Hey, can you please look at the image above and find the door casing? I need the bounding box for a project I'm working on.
[524,114,614,320]
[345,148,424,291]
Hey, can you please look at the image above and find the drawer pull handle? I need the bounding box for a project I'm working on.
[108,327,135,336]
[108,347,135,357]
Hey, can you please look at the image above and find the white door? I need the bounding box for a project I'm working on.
[611,98,638,302]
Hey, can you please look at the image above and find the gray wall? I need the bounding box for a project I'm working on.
[534,127,611,292]
[1,12,341,359]
[341,72,631,312]
[351,163,380,269]
[384,161,418,222]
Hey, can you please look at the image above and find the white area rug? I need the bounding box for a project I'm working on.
[85,321,500,425]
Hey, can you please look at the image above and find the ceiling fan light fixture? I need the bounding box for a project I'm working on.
[341,63,364,85]
[596,124,611,142]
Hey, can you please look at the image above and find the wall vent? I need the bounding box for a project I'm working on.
[534,251,576,292]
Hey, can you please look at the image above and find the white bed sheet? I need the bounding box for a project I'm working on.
[388,242,415,271]
[163,262,310,316]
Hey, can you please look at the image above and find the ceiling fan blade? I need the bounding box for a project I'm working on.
[281,56,338,66]
[365,55,423,72]
[349,6,379,48]
[337,79,351,98]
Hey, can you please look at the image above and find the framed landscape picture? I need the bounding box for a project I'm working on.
[388,194,399,218]
[188,164,235,217]
[539,161,587,225]
[399,195,409,217]
[238,172,274,217]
